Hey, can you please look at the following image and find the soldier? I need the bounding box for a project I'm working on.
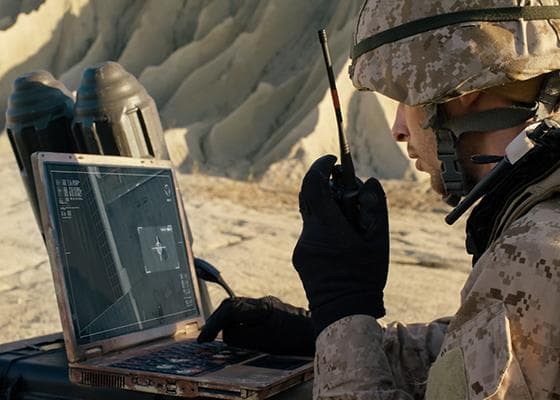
[200,1,560,398]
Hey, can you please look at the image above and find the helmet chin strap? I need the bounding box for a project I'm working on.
[431,103,540,206]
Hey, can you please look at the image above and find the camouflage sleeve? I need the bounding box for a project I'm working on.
[426,198,560,399]
[313,314,449,400]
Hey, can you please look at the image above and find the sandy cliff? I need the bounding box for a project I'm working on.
[0,0,417,186]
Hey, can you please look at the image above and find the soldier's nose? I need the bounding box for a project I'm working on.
[391,103,409,142]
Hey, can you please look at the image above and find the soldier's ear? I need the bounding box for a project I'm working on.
[443,92,482,118]
[456,92,481,110]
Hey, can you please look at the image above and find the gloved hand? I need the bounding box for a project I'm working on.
[197,296,315,357]
[292,155,389,335]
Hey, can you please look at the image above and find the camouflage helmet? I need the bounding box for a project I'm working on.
[350,0,560,106]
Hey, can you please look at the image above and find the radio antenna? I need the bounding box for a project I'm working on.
[318,29,358,191]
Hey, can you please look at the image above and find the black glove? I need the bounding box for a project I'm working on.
[292,155,389,335]
[197,296,315,357]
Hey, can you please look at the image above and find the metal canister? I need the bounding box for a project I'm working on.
[73,62,169,159]
[6,70,76,232]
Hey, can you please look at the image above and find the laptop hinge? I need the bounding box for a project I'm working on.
[83,346,103,359]
[176,322,199,337]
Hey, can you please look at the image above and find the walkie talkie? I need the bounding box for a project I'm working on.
[318,29,360,224]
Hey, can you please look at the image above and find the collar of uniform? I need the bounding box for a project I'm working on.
[466,125,560,264]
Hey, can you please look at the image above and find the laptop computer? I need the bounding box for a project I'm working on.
[32,152,313,399]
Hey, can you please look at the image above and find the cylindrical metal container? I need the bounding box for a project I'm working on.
[6,70,77,232]
[73,62,169,160]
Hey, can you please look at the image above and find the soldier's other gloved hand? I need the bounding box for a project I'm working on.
[197,296,315,357]
[292,155,389,335]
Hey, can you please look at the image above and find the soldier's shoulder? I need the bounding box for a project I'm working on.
[462,196,560,313]
[454,197,560,398]
[492,196,560,257]
[512,195,560,229]
[466,195,560,311]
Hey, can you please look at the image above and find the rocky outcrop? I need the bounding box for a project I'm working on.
[0,0,418,187]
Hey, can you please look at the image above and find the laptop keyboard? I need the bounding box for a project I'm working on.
[109,341,260,377]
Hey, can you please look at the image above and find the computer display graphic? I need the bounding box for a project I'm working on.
[138,225,180,274]
[45,163,199,345]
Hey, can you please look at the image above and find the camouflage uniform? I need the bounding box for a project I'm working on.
[313,1,560,399]
[314,183,560,399]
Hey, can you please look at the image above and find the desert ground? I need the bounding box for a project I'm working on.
[0,0,472,344]
[0,130,471,344]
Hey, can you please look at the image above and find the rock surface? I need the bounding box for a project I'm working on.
[0,0,418,186]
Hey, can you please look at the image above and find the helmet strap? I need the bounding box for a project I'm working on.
[431,103,539,206]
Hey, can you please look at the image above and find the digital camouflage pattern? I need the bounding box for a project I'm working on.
[314,196,560,399]
[350,0,560,106]
[314,315,448,399]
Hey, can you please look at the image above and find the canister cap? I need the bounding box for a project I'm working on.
[6,70,74,132]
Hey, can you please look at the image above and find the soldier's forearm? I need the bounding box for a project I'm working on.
[313,315,413,400]
[313,315,450,400]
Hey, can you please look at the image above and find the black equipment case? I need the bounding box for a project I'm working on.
[0,332,311,400]
[0,332,179,400]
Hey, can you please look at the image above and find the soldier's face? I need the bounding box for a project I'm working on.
[391,103,445,194]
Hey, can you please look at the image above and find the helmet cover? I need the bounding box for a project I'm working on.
[350,0,560,106]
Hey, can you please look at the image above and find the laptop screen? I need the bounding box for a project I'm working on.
[44,161,200,345]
